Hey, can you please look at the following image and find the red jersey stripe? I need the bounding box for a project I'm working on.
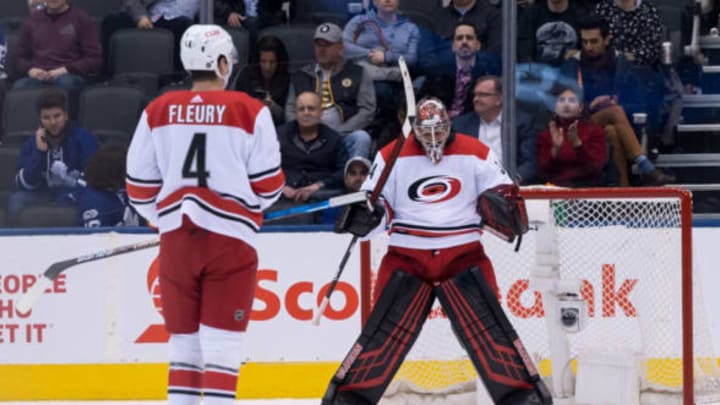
[158,187,263,224]
[250,171,285,195]
[390,227,481,238]
[126,182,161,200]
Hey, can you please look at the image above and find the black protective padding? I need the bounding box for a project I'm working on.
[435,266,553,405]
[322,270,435,405]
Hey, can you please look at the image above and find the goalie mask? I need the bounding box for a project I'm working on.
[180,24,236,87]
[413,98,451,164]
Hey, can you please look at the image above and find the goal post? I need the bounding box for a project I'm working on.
[359,187,720,405]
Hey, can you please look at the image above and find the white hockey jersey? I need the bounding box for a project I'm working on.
[126,90,285,245]
[364,133,512,250]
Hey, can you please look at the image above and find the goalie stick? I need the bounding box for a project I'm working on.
[312,56,417,326]
[16,193,369,312]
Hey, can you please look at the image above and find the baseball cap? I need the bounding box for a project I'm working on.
[344,156,371,176]
[314,23,343,43]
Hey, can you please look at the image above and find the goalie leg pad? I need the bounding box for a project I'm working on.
[322,270,435,405]
[436,266,553,405]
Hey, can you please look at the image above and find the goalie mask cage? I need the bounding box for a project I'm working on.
[359,187,720,405]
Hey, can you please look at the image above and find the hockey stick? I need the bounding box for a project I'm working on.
[312,56,416,326]
[16,238,160,313]
[264,191,367,222]
[15,191,368,312]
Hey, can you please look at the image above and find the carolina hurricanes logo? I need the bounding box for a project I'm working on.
[408,175,462,203]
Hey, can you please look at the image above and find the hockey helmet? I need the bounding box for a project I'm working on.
[413,97,451,164]
[180,24,236,82]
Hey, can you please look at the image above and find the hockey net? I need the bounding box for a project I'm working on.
[359,187,720,405]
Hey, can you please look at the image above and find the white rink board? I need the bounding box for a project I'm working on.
[0,231,362,364]
[0,228,719,365]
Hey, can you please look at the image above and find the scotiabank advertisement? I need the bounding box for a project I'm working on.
[1,227,720,366]
[0,232,363,364]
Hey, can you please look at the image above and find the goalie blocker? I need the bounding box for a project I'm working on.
[323,269,552,405]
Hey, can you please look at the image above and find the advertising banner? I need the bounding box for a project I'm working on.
[0,231,362,364]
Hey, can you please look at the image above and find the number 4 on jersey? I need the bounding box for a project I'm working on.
[182,132,210,187]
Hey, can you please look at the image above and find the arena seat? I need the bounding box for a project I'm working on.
[109,28,175,96]
[78,85,144,146]
[71,0,123,18]
[14,204,76,228]
[0,147,20,191]
[226,27,251,67]
[0,1,28,33]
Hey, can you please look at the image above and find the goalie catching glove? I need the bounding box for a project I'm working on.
[477,184,529,244]
[334,194,386,237]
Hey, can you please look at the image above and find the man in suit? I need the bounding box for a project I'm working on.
[452,75,538,184]
[418,21,500,119]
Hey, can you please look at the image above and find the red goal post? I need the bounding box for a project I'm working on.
[359,187,719,405]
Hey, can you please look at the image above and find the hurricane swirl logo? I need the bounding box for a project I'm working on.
[408,175,462,203]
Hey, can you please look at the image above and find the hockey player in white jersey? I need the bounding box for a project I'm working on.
[323,98,552,404]
[126,25,285,404]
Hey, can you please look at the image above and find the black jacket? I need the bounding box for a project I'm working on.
[276,121,348,190]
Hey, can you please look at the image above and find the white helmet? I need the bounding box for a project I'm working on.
[180,24,236,82]
[413,97,451,164]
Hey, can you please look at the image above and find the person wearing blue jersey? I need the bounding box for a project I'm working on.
[70,144,139,227]
[8,88,98,226]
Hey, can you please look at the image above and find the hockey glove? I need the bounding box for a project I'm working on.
[334,197,386,237]
[477,184,529,243]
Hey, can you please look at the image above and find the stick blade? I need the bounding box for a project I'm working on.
[16,276,52,314]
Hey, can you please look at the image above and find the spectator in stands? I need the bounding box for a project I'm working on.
[285,23,375,158]
[517,0,584,65]
[233,35,290,125]
[278,91,348,204]
[71,144,139,227]
[318,156,371,224]
[0,22,6,141]
[215,0,286,32]
[252,0,287,28]
[342,0,420,123]
[419,22,501,119]
[537,86,608,187]
[433,0,502,55]
[215,0,253,29]
[559,15,676,186]
[101,0,199,72]
[594,0,664,66]
[13,0,102,110]
[452,75,538,184]
[8,88,98,226]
